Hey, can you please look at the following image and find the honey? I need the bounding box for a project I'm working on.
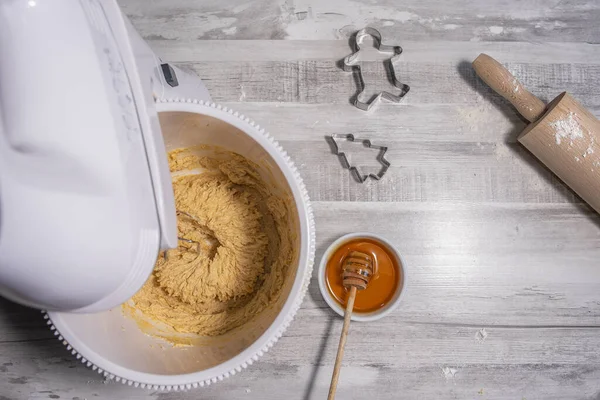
[325,237,401,313]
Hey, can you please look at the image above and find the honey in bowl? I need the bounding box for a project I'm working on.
[325,237,401,313]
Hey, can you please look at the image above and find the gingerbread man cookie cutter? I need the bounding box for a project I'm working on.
[342,27,410,111]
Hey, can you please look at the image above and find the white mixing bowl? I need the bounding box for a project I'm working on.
[46,99,315,390]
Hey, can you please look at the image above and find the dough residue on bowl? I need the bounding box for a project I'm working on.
[124,146,297,340]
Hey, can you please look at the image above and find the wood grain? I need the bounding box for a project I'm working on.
[2,0,600,399]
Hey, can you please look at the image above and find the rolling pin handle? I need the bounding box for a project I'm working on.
[472,53,546,122]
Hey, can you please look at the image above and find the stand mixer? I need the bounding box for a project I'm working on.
[0,0,211,312]
[0,1,316,389]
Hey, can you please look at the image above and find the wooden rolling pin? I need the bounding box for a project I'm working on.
[473,54,600,214]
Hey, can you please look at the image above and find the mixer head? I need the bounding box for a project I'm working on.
[0,0,210,312]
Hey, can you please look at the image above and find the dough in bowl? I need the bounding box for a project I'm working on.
[124,146,297,342]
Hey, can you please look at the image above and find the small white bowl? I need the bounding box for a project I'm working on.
[318,232,406,322]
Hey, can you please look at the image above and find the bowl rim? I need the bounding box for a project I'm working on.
[47,99,316,390]
[317,232,407,322]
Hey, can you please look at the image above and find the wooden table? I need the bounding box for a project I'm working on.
[3,1,600,399]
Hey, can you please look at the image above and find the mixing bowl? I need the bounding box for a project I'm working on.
[46,99,315,390]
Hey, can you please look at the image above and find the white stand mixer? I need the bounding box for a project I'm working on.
[0,0,211,312]
[0,0,315,389]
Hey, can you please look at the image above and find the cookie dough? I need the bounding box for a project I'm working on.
[125,147,296,338]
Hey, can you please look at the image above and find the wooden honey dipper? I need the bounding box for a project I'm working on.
[327,250,375,400]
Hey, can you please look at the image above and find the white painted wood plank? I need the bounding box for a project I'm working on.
[119,0,600,43]
[175,60,600,108]
[4,344,600,400]
[295,161,581,204]
[308,202,600,327]
[3,308,600,399]
[220,103,524,143]
[282,141,581,203]
[159,362,600,400]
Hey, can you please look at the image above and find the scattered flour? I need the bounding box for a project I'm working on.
[489,26,504,34]
[549,112,599,166]
[395,11,415,23]
[475,328,488,342]
[583,137,595,158]
[281,1,461,39]
[221,26,238,35]
[443,24,461,30]
[495,143,512,160]
[551,112,583,146]
[535,20,568,30]
[512,78,519,93]
[441,367,458,382]
[586,145,595,155]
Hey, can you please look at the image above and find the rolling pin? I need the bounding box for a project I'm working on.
[473,53,600,214]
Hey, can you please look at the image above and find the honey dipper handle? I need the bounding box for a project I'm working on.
[327,286,357,400]
[472,53,546,122]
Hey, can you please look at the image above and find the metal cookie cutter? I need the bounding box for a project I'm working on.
[343,27,410,111]
[329,134,390,183]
